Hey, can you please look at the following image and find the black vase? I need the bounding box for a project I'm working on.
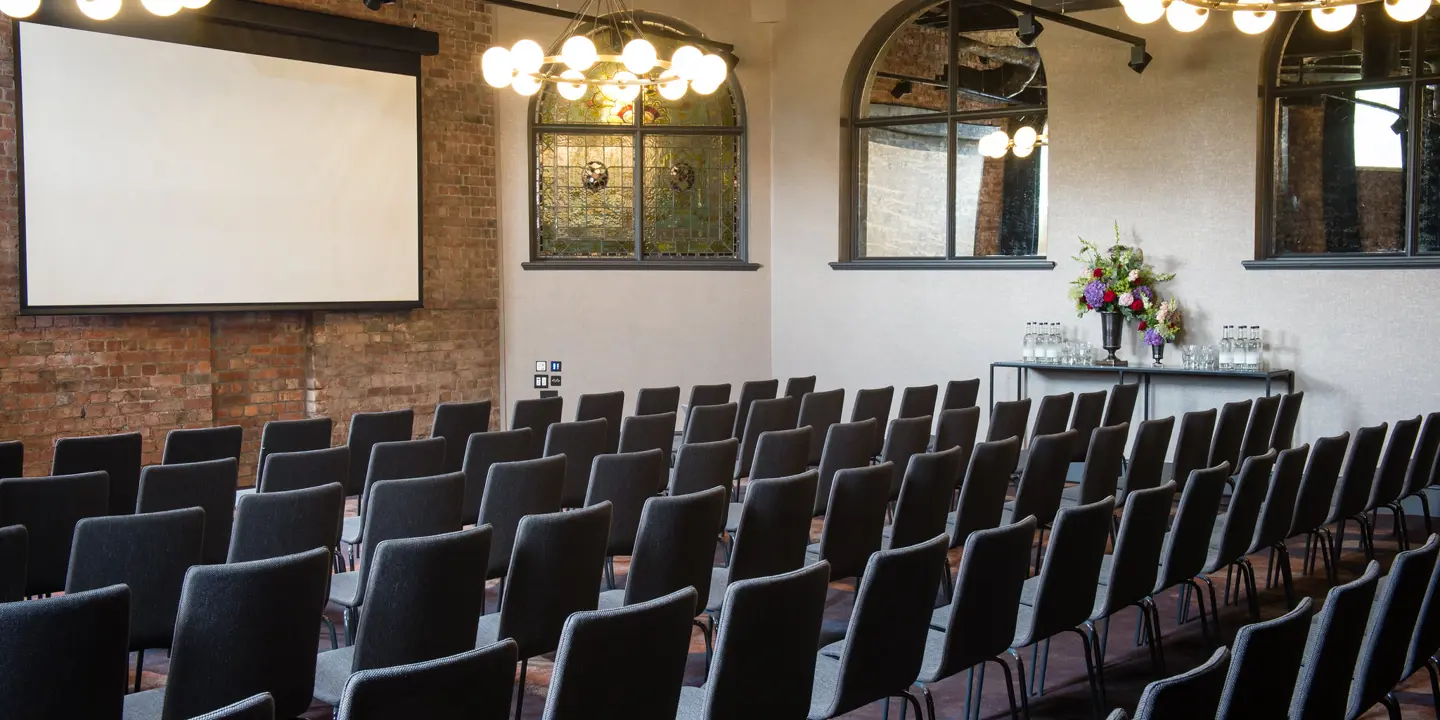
[1098,311,1127,367]
[1151,342,1165,367]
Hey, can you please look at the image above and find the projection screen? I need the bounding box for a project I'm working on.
[18,21,422,313]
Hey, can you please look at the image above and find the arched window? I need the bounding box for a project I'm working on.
[528,15,749,269]
[837,0,1051,269]
[1254,9,1439,268]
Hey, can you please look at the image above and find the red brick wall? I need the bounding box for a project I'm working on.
[0,0,500,484]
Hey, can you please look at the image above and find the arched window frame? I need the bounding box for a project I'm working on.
[524,14,754,271]
[1249,10,1440,269]
[835,0,1055,271]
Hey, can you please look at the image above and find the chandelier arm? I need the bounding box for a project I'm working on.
[1183,0,1373,10]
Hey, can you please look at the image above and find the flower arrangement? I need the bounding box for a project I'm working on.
[1067,223,1184,346]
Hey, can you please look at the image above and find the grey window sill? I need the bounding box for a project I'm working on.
[830,258,1056,271]
[523,260,762,271]
[1243,256,1440,270]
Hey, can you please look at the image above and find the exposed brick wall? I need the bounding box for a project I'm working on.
[0,0,500,484]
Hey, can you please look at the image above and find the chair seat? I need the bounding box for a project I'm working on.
[313,646,356,705]
[819,638,845,659]
[706,567,729,613]
[930,603,952,630]
[1060,485,1083,503]
[340,515,361,545]
[122,688,165,720]
[597,589,625,610]
[1202,524,1227,573]
[475,613,501,648]
[675,685,707,720]
[725,503,742,534]
[808,652,843,720]
[328,571,359,608]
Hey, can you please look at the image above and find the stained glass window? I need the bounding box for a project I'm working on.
[530,14,745,265]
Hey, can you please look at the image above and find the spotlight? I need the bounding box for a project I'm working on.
[889,80,914,100]
[1391,115,1408,134]
[362,0,391,11]
[1129,45,1153,74]
[1017,13,1045,45]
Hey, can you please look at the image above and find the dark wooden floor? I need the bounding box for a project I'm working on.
[128,501,1440,719]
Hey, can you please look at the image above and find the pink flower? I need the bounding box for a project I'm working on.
[1128,269,1140,283]
[1118,292,1135,308]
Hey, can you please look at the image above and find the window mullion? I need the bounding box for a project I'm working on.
[945,0,959,260]
[1408,77,1423,256]
[634,128,645,261]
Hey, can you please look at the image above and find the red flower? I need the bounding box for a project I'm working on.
[1138,321,1148,331]
[1131,299,1145,311]
[1102,290,1117,303]
[1093,269,1103,278]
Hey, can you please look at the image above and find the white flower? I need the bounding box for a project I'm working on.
[1118,292,1135,307]
[1142,294,1153,309]
[1128,269,1140,283]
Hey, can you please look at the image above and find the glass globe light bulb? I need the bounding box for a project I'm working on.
[671,45,704,81]
[657,70,688,101]
[622,38,658,74]
[978,130,1010,158]
[77,0,122,19]
[1013,143,1035,159]
[1383,0,1429,22]
[557,69,587,101]
[510,39,545,76]
[481,47,515,89]
[613,71,641,102]
[512,73,543,97]
[180,0,208,9]
[1165,1,1209,32]
[1012,126,1039,151]
[1310,4,1356,31]
[0,0,40,18]
[696,54,728,88]
[561,35,597,72]
[1232,7,1276,34]
[1122,0,1166,24]
[141,0,182,16]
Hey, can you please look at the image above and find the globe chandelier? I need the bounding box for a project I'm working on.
[0,0,207,22]
[1120,0,1435,35]
[978,126,1048,159]
[480,0,729,101]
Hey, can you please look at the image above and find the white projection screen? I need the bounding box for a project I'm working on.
[18,21,422,312]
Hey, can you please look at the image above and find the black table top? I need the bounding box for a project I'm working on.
[991,361,1293,380]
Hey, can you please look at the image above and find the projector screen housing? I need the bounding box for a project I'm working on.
[14,2,435,314]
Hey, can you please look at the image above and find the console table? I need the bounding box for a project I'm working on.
[989,361,1297,422]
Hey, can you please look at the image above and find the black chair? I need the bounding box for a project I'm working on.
[1284,433,1350,584]
[1101,383,1140,428]
[1239,394,1282,467]
[340,437,446,565]
[1400,553,1440,711]
[0,471,109,596]
[732,379,780,440]
[675,563,829,720]
[808,534,948,719]
[459,429,532,526]
[162,426,243,466]
[1396,411,1440,536]
[887,446,965,551]
[1130,647,1229,720]
[1169,408,1218,488]
[257,446,348,494]
[1060,423,1130,509]
[429,400,491,473]
[474,503,611,720]
[1088,483,1176,690]
[751,426,812,482]
[1364,415,1422,550]
[545,418,608,508]
[0,524,25,602]
[1215,597,1313,720]
[0,440,22,479]
[576,391,625,454]
[1270,391,1305,451]
[1207,400,1253,475]
[344,409,414,498]
[1003,431,1078,541]
[1069,390,1109,463]
[1347,534,1440,719]
[599,487,727,626]
[66,507,205,693]
[256,417,333,491]
[688,383,732,409]
[228,483,345,564]
[476,456,566,595]
[987,398,1031,444]
[1030,393,1075,443]
[336,641,518,720]
[585,449,666,585]
[1198,449,1278,628]
[785,375,817,399]
[636,386,681,417]
[917,518,1037,720]
[1243,443,1309,608]
[542,588,696,719]
[941,379,981,411]
[53,431,142,515]
[880,416,933,502]
[851,386,896,458]
[1116,416,1174,505]
[808,464,890,582]
[683,403,738,446]
[329,474,464,641]
[137,458,238,565]
[0,584,129,719]
[945,437,1022,593]
[617,412,676,493]
[512,397,563,459]
[1289,560,1382,719]
[123,548,331,720]
[934,406,981,471]
[707,471,817,617]
[899,384,939,420]
[313,527,491,707]
[811,419,876,517]
[1325,422,1389,563]
[1150,464,1229,656]
[798,389,845,466]
[670,438,740,514]
[735,396,800,485]
[190,693,274,720]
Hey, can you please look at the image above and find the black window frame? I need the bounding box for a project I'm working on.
[1248,10,1440,270]
[834,0,1055,271]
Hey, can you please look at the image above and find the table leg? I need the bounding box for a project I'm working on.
[1287,372,1295,395]
[1143,375,1152,421]
[989,365,995,420]
[1265,376,1272,397]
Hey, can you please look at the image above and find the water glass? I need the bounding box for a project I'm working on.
[1180,345,1197,369]
[1202,345,1218,369]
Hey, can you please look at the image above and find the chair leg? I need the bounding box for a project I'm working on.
[694,617,713,675]
[1066,627,1104,720]
[1426,656,1440,715]
[881,696,890,719]
[514,658,529,720]
[922,684,938,720]
[1419,492,1433,536]
[1239,559,1260,621]
[898,691,923,720]
[1380,693,1402,720]
[1008,649,1032,720]
[1186,579,1211,647]
[133,649,144,693]
[1148,599,1168,673]
[342,607,353,646]
[1317,526,1337,585]
[987,656,1022,720]
[1085,621,1108,707]
[1274,543,1296,608]
[1198,575,1221,642]
[943,559,956,602]
[322,615,339,650]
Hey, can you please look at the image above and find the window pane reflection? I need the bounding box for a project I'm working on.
[954,117,1045,257]
[859,123,948,257]
[1422,84,1439,251]
[862,2,950,118]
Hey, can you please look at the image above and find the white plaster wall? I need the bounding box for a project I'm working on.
[768,1,1440,446]
[496,4,774,426]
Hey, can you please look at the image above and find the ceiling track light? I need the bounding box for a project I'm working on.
[1017,13,1045,45]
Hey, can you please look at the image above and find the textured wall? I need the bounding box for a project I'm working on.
[0,0,499,482]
